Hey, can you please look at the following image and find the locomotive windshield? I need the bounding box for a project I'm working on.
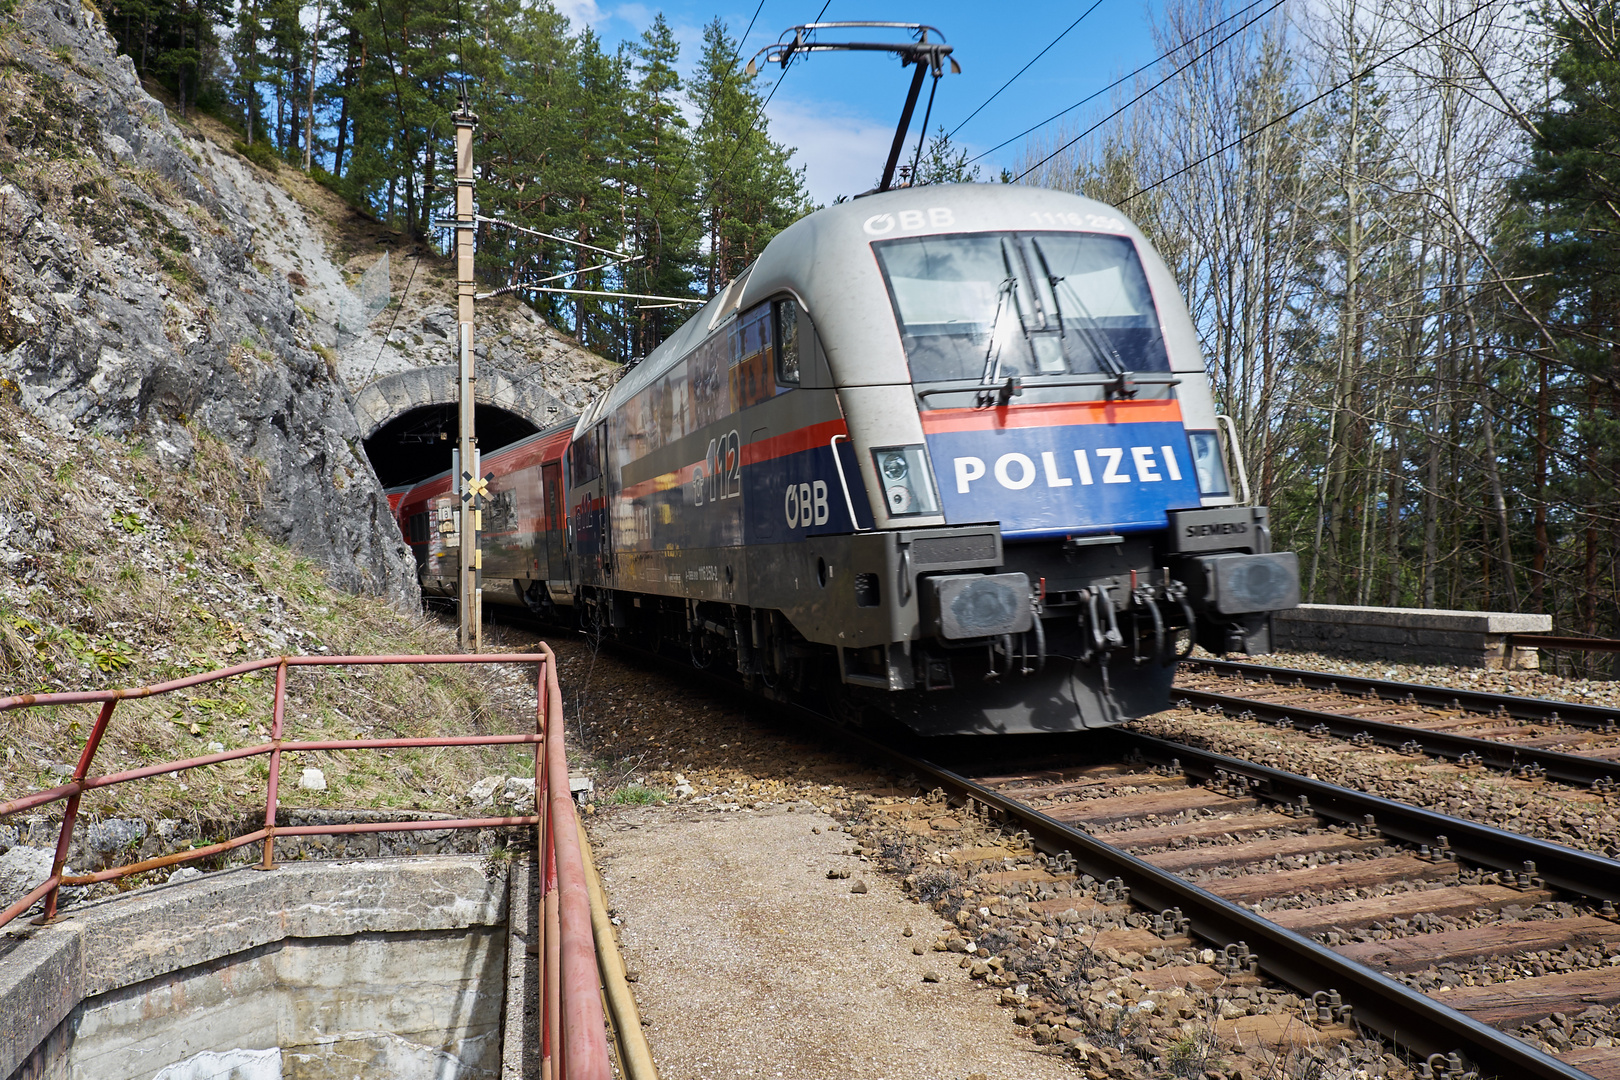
[873,232,1170,384]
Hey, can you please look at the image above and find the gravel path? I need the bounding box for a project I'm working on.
[591,802,1080,1080]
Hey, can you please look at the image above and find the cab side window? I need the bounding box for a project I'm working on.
[774,298,800,386]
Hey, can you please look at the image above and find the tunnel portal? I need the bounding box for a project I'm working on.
[363,402,541,489]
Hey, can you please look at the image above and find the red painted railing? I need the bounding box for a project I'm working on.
[0,645,611,1080]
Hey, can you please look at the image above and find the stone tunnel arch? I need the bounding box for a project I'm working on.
[352,367,570,443]
[354,368,572,489]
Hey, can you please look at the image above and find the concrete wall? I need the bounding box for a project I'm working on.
[1,857,511,1080]
[1273,604,1552,669]
[62,929,506,1080]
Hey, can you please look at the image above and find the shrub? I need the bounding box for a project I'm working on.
[232,139,278,173]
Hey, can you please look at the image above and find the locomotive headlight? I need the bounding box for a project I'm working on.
[871,445,939,518]
[1186,431,1231,498]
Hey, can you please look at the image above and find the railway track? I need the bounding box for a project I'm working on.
[777,680,1620,1080]
[1189,658,1620,732]
[875,726,1620,1080]
[1170,663,1620,794]
[503,615,1620,1078]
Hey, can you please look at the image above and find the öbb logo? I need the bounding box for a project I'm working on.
[954,446,1185,493]
[863,208,956,236]
[785,481,830,528]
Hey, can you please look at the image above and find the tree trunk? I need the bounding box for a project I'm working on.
[303,0,325,172]
[1532,353,1549,611]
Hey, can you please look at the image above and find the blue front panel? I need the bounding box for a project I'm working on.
[744,438,874,545]
[925,419,1203,537]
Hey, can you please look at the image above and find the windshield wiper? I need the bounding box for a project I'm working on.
[978,275,1016,386]
[1031,238,1128,379]
[1030,239,1066,338]
[979,239,1025,387]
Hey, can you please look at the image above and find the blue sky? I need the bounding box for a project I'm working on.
[553,0,1164,204]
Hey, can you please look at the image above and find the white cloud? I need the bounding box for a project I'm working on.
[611,2,653,28]
[552,0,604,29]
[765,98,899,204]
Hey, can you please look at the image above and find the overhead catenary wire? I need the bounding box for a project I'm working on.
[369,0,418,221]
[452,0,472,100]
[1112,0,1501,200]
[640,0,771,227]
[964,0,1282,168]
[472,214,634,259]
[479,285,706,303]
[618,0,776,310]
[945,0,1106,139]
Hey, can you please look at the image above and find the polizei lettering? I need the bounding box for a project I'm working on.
[954,445,1186,493]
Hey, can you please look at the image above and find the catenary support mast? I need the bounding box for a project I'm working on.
[454,104,482,652]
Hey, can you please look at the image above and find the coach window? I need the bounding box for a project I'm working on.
[571,424,602,486]
[773,298,800,386]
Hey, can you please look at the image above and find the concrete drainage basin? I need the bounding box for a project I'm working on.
[0,856,531,1080]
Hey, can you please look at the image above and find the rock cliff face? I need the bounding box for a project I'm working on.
[0,0,614,606]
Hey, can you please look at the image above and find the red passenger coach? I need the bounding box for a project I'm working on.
[394,416,578,615]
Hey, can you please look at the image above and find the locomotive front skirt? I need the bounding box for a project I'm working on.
[395,183,1300,735]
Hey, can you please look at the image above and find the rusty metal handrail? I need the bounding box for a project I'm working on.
[0,646,611,1080]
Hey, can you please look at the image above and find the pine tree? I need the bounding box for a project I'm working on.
[691,18,811,295]
[913,126,981,185]
[624,13,701,358]
[98,1,819,362]
[104,0,230,115]
[1512,1,1620,333]
[1510,0,1620,634]
[230,0,268,143]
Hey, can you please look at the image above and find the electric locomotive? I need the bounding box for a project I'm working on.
[559,183,1297,735]
[394,183,1299,735]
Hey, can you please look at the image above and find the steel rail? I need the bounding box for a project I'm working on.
[1192,658,1620,730]
[1175,686,1619,789]
[839,726,1596,1078]
[1512,635,1620,654]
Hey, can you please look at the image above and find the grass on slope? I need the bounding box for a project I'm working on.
[0,393,544,829]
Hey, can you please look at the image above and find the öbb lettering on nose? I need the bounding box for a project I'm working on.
[954,446,1185,493]
[784,480,830,528]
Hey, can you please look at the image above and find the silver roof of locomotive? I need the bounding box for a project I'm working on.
[589,183,1206,425]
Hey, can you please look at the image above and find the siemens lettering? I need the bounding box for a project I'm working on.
[1186,521,1248,538]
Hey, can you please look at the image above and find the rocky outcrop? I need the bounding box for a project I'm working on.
[0,0,555,606]
[210,129,619,441]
